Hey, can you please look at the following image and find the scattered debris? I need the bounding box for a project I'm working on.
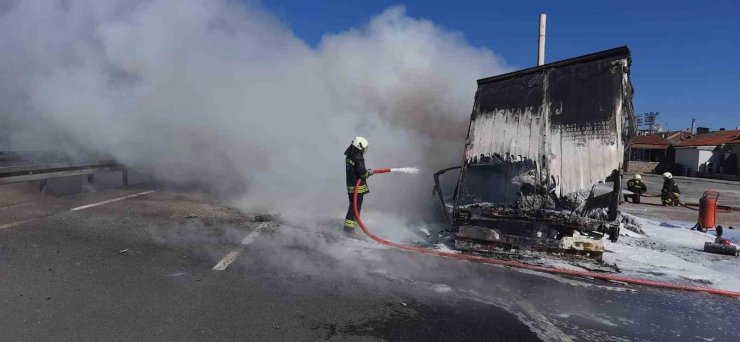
[703,226,739,256]
[255,214,277,222]
[620,213,645,235]
[604,215,740,290]
[703,242,738,256]
[118,248,130,254]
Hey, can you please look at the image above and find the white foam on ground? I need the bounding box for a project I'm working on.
[554,312,619,327]
[604,215,740,291]
[431,284,452,293]
[434,243,459,253]
[722,228,740,243]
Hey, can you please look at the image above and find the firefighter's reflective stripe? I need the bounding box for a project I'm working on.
[662,192,680,204]
[346,159,355,166]
[347,184,369,194]
[361,171,371,179]
[343,219,357,229]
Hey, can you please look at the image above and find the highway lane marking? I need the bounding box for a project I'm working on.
[212,250,244,271]
[0,188,146,211]
[0,190,158,230]
[70,190,158,211]
[212,223,267,271]
[0,202,33,210]
[0,220,30,231]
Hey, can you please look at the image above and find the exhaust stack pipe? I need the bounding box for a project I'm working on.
[538,14,546,66]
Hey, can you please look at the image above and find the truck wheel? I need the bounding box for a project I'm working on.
[609,226,620,242]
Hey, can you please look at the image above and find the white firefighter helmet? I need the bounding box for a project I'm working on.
[351,136,369,153]
[634,174,642,180]
[662,172,672,179]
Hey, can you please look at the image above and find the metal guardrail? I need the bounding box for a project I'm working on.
[0,160,127,190]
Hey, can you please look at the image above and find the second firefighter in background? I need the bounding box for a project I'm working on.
[661,172,681,206]
[344,137,373,232]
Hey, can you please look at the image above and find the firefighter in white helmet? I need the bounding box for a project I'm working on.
[661,172,681,206]
[624,174,647,204]
[344,137,373,232]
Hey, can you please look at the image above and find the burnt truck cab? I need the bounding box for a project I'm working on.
[434,47,636,260]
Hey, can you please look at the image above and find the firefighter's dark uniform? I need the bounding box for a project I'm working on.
[661,178,681,206]
[344,146,371,231]
[624,178,647,203]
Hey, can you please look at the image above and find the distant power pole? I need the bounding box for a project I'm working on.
[638,112,660,133]
[538,14,546,66]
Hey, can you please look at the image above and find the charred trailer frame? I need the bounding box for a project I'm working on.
[434,47,637,259]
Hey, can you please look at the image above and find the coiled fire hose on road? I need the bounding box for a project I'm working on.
[353,174,740,298]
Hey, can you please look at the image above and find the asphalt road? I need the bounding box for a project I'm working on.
[1,179,739,341]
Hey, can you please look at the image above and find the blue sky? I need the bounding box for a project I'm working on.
[260,0,739,131]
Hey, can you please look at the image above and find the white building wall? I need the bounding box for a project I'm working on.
[675,146,715,174]
[698,149,715,172]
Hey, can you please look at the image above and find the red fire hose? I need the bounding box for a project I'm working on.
[640,193,739,213]
[353,177,740,298]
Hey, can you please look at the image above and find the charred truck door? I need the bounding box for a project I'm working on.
[434,47,636,259]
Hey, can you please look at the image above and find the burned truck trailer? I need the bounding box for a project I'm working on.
[434,47,636,259]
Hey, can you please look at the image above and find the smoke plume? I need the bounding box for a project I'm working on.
[0,0,508,224]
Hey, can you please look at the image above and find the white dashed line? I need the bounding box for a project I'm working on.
[239,229,262,245]
[0,220,30,230]
[0,202,33,210]
[0,190,157,231]
[212,223,267,271]
[211,250,244,271]
[70,190,158,211]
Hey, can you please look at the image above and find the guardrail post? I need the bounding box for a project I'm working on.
[122,167,128,186]
[87,174,94,186]
[39,179,47,192]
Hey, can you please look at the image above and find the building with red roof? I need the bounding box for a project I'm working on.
[627,129,740,178]
[629,134,673,162]
[674,129,740,147]
[673,129,740,176]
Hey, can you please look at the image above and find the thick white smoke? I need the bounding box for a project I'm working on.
[0,1,508,224]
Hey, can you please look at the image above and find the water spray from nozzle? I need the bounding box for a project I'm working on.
[390,167,419,174]
[371,167,419,175]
